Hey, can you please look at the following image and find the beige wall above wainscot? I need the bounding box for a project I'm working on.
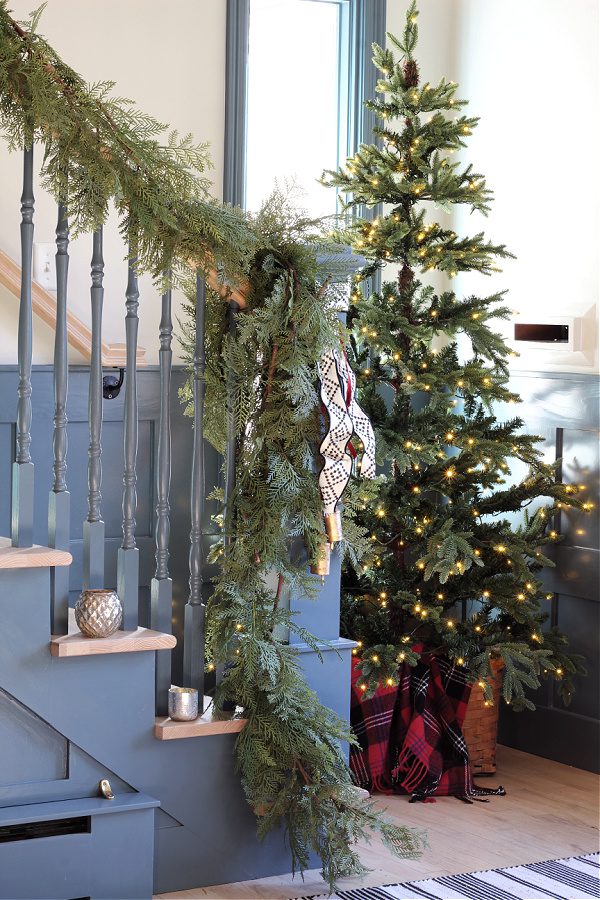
[0,0,227,365]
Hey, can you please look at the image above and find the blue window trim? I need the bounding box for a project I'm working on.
[347,0,386,160]
[223,0,250,208]
[223,0,386,209]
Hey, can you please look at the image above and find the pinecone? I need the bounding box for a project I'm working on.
[398,263,414,291]
[403,59,419,88]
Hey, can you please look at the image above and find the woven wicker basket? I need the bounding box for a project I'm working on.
[462,658,504,775]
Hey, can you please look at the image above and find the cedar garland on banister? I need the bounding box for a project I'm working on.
[0,2,255,284]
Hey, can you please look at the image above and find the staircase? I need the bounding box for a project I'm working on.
[0,137,353,898]
[0,533,324,898]
[0,249,147,367]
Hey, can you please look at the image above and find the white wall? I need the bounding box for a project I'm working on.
[385,0,457,304]
[0,0,227,365]
[386,0,599,373]
[0,2,597,372]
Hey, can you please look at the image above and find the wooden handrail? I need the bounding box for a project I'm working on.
[205,267,249,309]
[0,249,147,367]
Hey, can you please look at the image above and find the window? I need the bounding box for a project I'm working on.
[246,0,348,217]
[223,0,386,214]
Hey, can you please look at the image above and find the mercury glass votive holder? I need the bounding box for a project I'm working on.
[168,687,199,721]
[74,588,122,638]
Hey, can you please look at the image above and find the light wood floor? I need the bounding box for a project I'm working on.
[157,746,599,900]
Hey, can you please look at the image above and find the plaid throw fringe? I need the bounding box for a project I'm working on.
[350,651,506,803]
[350,656,397,793]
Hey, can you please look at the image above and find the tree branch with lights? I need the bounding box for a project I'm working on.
[324,1,587,711]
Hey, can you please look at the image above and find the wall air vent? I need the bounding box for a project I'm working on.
[514,323,569,343]
[509,315,581,353]
[0,816,90,843]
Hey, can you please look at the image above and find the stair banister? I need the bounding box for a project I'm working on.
[118,248,140,631]
[48,199,71,635]
[182,273,206,704]
[12,146,35,548]
[83,228,106,589]
[151,280,174,715]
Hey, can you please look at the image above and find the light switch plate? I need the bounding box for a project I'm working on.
[33,242,56,291]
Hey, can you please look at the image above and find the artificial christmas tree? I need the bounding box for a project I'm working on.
[324,2,586,790]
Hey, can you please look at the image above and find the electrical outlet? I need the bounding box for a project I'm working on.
[33,242,57,291]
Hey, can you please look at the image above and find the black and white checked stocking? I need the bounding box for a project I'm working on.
[317,349,376,519]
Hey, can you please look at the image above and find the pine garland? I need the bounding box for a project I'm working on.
[0,2,255,282]
[323,2,587,710]
[181,192,425,890]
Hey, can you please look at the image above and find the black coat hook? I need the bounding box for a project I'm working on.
[103,368,125,400]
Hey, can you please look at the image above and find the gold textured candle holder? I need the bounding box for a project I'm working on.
[324,509,343,545]
[310,542,331,577]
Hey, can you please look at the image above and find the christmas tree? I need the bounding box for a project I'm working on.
[324,2,586,711]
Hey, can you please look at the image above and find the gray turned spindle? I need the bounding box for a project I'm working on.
[150,282,174,715]
[215,298,240,695]
[48,201,71,635]
[11,146,35,548]
[117,250,140,630]
[83,228,105,589]
[182,273,206,704]
[223,299,240,554]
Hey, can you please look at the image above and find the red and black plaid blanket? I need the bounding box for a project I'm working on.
[350,649,505,803]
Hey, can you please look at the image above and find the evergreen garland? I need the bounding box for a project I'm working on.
[181,192,425,890]
[0,3,255,282]
[323,2,587,710]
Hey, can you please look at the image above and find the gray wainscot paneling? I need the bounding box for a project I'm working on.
[496,371,600,773]
[0,365,213,681]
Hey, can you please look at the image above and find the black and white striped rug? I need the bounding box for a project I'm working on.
[301,853,599,899]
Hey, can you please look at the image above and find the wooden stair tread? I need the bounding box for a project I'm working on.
[155,699,247,739]
[0,536,72,569]
[50,622,176,657]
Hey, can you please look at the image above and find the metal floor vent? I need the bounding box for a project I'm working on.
[0,815,90,843]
